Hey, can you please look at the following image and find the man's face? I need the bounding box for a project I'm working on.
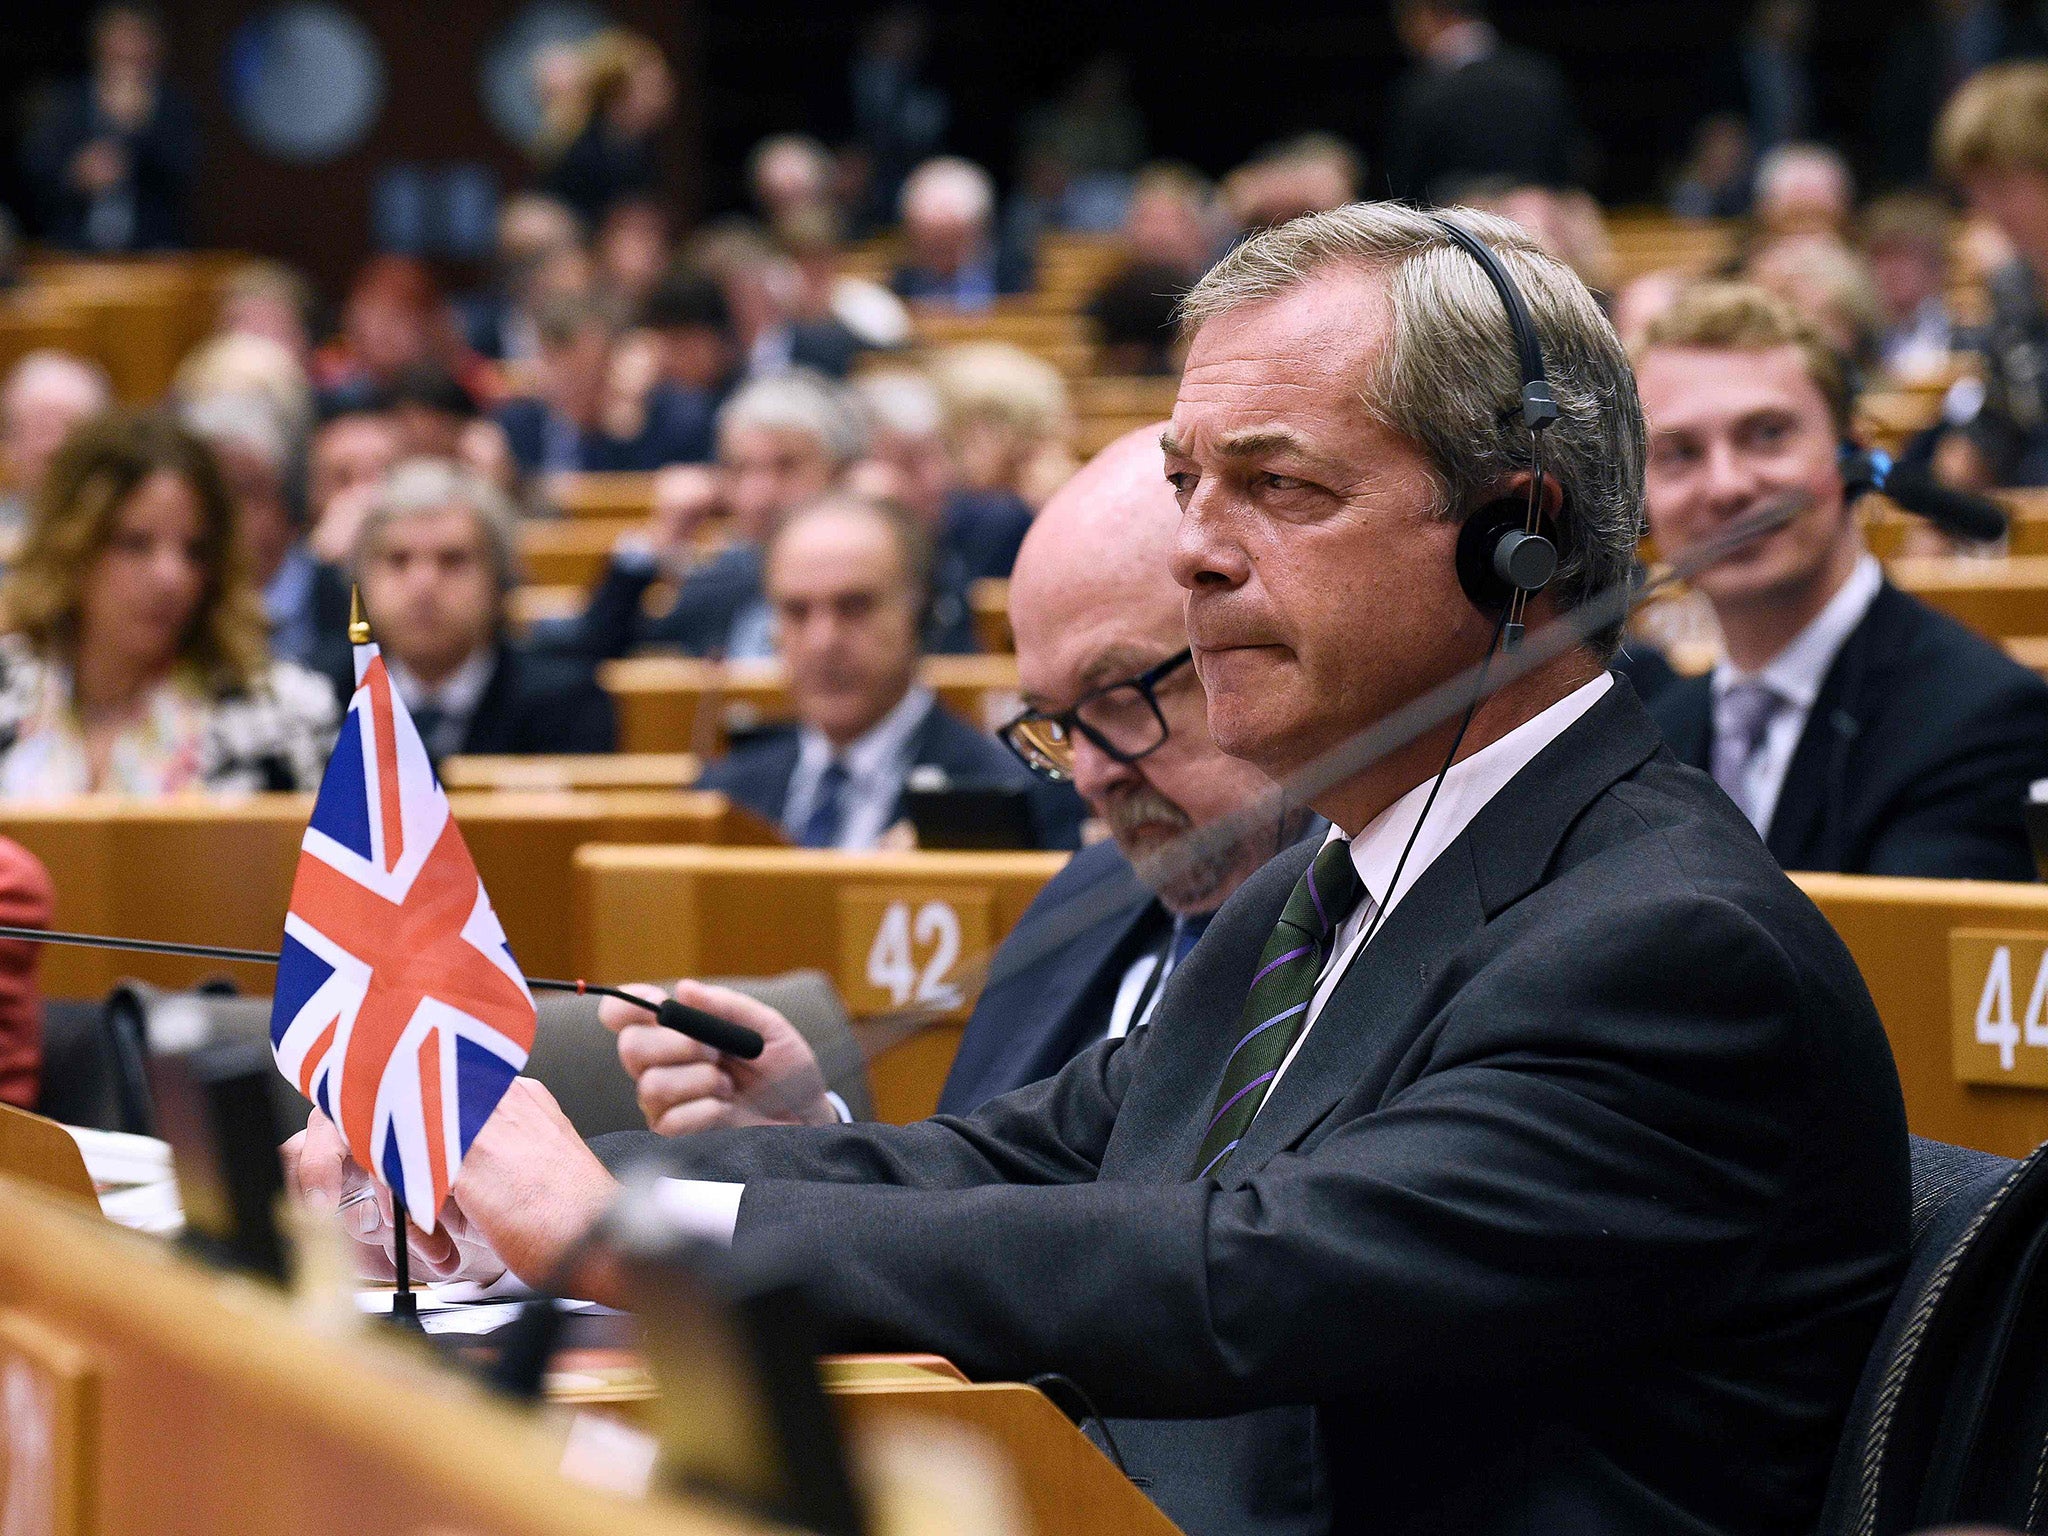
[906,208,981,277]
[211,439,294,583]
[541,327,611,425]
[768,510,921,746]
[1164,267,1491,782]
[1639,344,1852,613]
[1965,169,2048,267]
[658,325,737,392]
[1016,571,1272,911]
[721,424,837,539]
[858,425,954,525]
[2,380,102,496]
[309,416,399,518]
[359,507,499,682]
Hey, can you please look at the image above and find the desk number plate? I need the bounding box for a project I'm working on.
[1952,930,2048,1087]
[839,887,994,1020]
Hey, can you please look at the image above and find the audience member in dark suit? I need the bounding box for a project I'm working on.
[20,5,197,252]
[1638,281,2048,880]
[493,294,703,476]
[561,373,864,662]
[695,495,1081,850]
[637,269,743,468]
[613,426,1302,1132]
[889,158,1034,310]
[297,207,1912,1536]
[329,458,614,764]
[1384,0,1577,203]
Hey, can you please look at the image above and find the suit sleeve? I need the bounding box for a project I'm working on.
[556,680,617,754]
[594,1021,1142,1192]
[1861,665,2048,881]
[707,892,1832,1418]
[563,557,658,663]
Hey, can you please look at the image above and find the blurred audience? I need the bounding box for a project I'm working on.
[1462,180,1618,302]
[312,257,487,417]
[334,459,613,762]
[892,157,1034,309]
[849,6,950,229]
[1738,0,1815,155]
[307,406,401,568]
[460,194,588,364]
[1012,53,1149,236]
[566,371,863,661]
[775,202,913,353]
[1636,283,2048,880]
[0,353,113,533]
[1860,193,1956,381]
[1222,134,1361,234]
[537,29,675,228]
[214,262,316,367]
[689,220,867,379]
[697,494,1080,850]
[0,411,335,795]
[180,391,323,667]
[1747,233,1882,366]
[928,343,1077,510]
[1087,164,1218,374]
[1872,0,2036,189]
[595,197,672,314]
[1935,62,2048,486]
[849,368,1033,651]
[172,332,312,448]
[748,134,838,228]
[20,2,197,252]
[637,268,742,466]
[1384,0,1577,204]
[493,294,696,474]
[1752,142,1855,240]
[1669,113,1756,220]
[0,836,53,1111]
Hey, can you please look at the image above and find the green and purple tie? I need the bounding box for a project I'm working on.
[1191,838,1367,1180]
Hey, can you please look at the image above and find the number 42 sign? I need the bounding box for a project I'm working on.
[1953,931,2048,1086]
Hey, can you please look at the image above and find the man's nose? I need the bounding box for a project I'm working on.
[1170,482,1253,593]
[1068,730,1139,809]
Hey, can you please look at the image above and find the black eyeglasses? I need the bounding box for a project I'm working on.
[998,648,1193,782]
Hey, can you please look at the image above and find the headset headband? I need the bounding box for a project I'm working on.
[1429,215,1559,435]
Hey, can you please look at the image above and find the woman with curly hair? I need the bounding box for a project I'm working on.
[0,409,336,795]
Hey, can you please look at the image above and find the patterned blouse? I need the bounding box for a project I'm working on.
[0,634,339,797]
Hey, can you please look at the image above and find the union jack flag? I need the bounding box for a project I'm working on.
[269,644,536,1232]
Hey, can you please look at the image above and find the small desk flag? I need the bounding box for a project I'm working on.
[269,643,536,1231]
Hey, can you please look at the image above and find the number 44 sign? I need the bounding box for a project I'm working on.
[1953,931,2048,1087]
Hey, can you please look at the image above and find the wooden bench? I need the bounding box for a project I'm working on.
[1794,872,2048,1158]
[601,654,1024,755]
[574,846,1067,1121]
[519,520,637,586]
[0,791,774,996]
[547,471,658,522]
[1886,555,2048,640]
[439,753,704,793]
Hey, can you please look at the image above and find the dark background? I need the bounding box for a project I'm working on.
[0,0,1935,290]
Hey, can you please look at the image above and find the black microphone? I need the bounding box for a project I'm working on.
[1843,447,2010,544]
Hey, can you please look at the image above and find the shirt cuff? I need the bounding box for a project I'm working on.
[824,1090,854,1124]
[652,1179,744,1246]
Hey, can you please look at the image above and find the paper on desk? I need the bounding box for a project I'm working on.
[62,1124,172,1188]
[97,1179,184,1235]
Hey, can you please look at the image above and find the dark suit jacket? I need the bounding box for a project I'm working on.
[1648,581,2048,880]
[695,694,1085,851]
[1384,45,1577,204]
[559,544,766,663]
[495,397,706,475]
[21,78,198,251]
[937,839,1166,1115]
[316,642,615,761]
[598,684,1909,1535]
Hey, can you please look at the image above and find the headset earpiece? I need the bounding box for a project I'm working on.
[1456,497,1559,612]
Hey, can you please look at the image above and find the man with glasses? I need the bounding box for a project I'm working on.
[609,428,1303,1132]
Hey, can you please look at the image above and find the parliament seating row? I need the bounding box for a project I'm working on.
[0,791,778,998]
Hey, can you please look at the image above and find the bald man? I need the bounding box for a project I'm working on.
[609,427,1305,1135]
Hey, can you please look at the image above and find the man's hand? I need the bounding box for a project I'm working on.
[645,464,725,568]
[603,980,836,1134]
[445,1078,619,1287]
[282,1109,496,1285]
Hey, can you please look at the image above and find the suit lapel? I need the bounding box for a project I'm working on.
[1764,587,1895,870]
[457,646,514,756]
[1225,685,1667,1170]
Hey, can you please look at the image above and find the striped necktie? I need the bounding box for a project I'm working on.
[1192,838,1366,1179]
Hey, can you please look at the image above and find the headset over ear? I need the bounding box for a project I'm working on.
[1430,216,1561,648]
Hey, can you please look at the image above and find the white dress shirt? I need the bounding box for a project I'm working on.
[385,647,497,761]
[780,685,937,850]
[662,673,1616,1243]
[1708,553,1881,840]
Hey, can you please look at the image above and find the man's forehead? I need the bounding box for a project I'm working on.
[1639,343,1825,426]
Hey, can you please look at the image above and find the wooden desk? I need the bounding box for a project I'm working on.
[548,472,658,521]
[0,1173,781,1536]
[0,791,770,996]
[969,578,1013,654]
[575,846,1067,1121]
[602,655,1024,756]
[440,753,703,793]
[1888,555,2048,640]
[1795,872,2048,1158]
[520,520,638,586]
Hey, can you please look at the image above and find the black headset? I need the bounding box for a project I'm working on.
[1431,216,1562,651]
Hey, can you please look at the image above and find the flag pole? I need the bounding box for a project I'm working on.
[390,1191,420,1328]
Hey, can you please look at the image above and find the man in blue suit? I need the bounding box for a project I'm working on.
[696,494,1083,853]
[616,427,1299,1134]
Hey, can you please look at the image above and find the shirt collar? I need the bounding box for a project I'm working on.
[386,645,497,719]
[1711,552,1882,712]
[796,684,935,787]
[1329,673,1614,915]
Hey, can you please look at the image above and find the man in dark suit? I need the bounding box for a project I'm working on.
[1637,281,2048,879]
[494,294,705,476]
[331,458,614,764]
[889,158,1034,310]
[292,207,1909,1536]
[1384,0,1578,204]
[696,494,1082,851]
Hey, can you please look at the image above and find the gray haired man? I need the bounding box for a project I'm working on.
[292,206,1907,1536]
